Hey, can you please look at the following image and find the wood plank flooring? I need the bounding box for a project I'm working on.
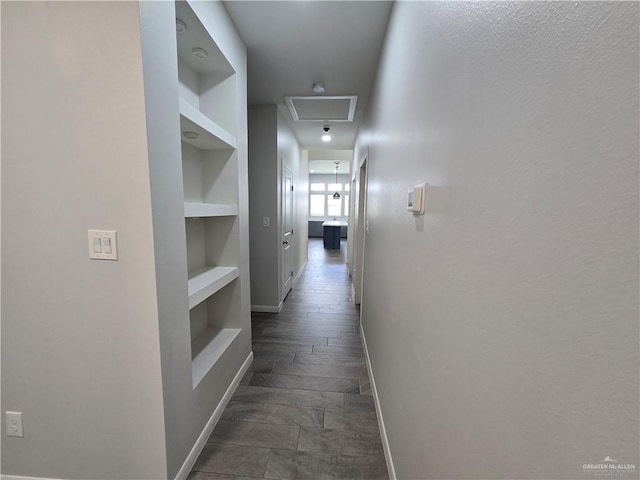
[188,239,389,480]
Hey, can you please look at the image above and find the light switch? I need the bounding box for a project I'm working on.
[88,230,118,260]
[262,217,270,227]
[92,237,102,253]
[102,237,112,254]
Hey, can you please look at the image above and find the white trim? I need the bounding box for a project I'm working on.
[292,259,308,288]
[361,327,396,480]
[284,95,358,122]
[251,303,282,313]
[359,147,369,169]
[1,476,63,480]
[174,351,254,480]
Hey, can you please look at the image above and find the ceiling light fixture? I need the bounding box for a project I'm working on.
[333,162,341,200]
[183,131,199,140]
[321,125,331,142]
[176,19,187,33]
[192,47,208,59]
[312,82,325,94]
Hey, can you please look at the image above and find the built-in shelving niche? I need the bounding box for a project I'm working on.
[185,216,239,281]
[176,0,242,388]
[189,280,242,387]
[181,142,238,207]
[185,213,240,388]
[176,1,236,135]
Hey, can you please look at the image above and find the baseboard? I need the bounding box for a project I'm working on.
[292,259,307,288]
[1,476,62,480]
[361,328,396,480]
[174,351,254,480]
[251,303,282,313]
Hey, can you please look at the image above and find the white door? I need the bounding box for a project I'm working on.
[282,164,294,299]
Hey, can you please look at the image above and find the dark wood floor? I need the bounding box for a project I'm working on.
[188,238,389,480]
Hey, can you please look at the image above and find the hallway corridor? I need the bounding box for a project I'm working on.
[188,238,389,480]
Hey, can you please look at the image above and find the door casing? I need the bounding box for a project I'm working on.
[354,155,368,305]
[281,162,294,300]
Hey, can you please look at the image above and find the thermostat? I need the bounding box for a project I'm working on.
[407,183,426,214]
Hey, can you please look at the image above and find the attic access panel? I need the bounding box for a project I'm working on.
[284,96,358,122]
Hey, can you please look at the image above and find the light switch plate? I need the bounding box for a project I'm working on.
[88,230,118,260]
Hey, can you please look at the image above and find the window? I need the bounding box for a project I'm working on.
[308,177,350,218]
[327,195,341,216]
[310,195,325,216]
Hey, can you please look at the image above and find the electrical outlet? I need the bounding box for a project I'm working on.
[6,411,23,437]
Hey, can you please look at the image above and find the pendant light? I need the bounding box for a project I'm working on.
[333,162,341,200]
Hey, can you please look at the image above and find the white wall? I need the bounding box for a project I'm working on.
[139,2,252,478]
[354,2,639,479]
[1,3,167,478]
[2,3,251,478]
[248,105,280,308]
[248,106,306,310]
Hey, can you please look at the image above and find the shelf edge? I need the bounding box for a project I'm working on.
[188,266,239,309]
[184,202,238,218]
[191,327,242,387]
[179,98,236,149]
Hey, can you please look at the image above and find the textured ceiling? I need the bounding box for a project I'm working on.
[223,1,393,150]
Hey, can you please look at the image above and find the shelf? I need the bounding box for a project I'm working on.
[192,327,241,387]
[175,1,235,77]
[184,202,238,218]
[188,266,239,309]
[180,99,236,150]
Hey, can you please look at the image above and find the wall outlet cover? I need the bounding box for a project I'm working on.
[6,411,23,437]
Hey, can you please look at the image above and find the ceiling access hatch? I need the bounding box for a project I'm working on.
[284,95,358,122]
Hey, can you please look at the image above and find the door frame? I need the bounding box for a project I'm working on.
[354,152,368,305]
[281,161,294,301]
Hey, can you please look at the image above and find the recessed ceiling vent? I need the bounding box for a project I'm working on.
[284,96,358,122]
